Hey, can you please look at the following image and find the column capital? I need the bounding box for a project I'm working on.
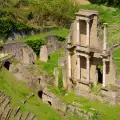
[86,19,90,23]
[103,59,107,63]
[86,55,90,59]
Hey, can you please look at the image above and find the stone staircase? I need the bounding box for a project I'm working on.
[0,91,37,120]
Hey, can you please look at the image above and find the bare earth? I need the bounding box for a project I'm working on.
[74,0,90,5]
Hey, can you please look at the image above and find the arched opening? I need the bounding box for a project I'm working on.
[96,65,103,84]
[38,91,43,99]
[48,101,52,106]
[4,61,10,70]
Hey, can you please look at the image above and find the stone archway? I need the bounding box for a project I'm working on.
[38,91,43,99]
[4,61,11,70]
[48,101,52,106]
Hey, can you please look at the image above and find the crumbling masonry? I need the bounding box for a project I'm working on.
[65,10,120,105]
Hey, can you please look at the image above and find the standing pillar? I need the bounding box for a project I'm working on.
[87,56,90,83]
[77,55,81,81]
[86,20,90,47]
[103,23,108,52]
[76,20,80,45]
[103,59,106,87]
[68,51,72,79]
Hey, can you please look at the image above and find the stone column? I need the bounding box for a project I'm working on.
[103,23,108,51]
[77,55,80,81]
[86,56,90,83]
[86,20,90,47]
[103,59,106,87]
[68,51,72,79]
[76,20,80,45]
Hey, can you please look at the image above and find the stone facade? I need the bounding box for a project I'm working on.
[65,10,120,105]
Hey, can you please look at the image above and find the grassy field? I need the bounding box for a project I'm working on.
[50,88,120,120]
[0,67,80,120]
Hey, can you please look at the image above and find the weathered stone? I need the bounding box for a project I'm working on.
[39,45,48,62]
[14,106,20,117]
[21,112,30,120]
[67,105,75,114]
[27,113,35,120]
[21,100,27,104]
[27,93,34,99]
[53,68,59,87]
[22,45,37,64]
[15,113,22,120]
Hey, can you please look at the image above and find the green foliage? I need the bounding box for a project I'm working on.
[88,0,120,7]
[0,67,64,120]
[36,49,64,76]
[25,38,46,56]
[58,68,63,90]
[0,41,4,46]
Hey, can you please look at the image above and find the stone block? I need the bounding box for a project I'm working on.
[39,45,48,62]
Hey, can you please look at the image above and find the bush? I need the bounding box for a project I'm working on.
[88,0,120,7]
[25,38,46,56]
[0,15,33,39]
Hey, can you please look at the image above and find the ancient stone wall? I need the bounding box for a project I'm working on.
[45,35,64,55]
[3,42,37,64]
[38,88,99,120]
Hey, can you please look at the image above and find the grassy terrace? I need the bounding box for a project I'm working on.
[50,88,120,120]
[0,67,80,120]
[35,49,64,76]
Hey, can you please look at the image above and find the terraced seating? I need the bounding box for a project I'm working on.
[0,91,37,120]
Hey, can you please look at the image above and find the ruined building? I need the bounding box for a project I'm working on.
[66,10,120,104]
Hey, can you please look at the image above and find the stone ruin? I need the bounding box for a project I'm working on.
[2,42,37,65]
[39,45,48,62]
[0,90,36,120]
[64,10,120,105]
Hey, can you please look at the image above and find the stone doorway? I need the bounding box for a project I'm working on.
[48,101,52,106]
[38,91,43,99]
[96,65,103,84]
[4,61,10,70]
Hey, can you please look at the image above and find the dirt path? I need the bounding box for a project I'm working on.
[74,0,90,5]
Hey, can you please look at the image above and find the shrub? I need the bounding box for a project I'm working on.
[88,0,120,7]
[25,38,46,56]
[0,15,33,39]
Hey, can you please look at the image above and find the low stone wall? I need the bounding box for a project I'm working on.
[0,90,36,120]
[39,88,99,120]
[75,86,120,105]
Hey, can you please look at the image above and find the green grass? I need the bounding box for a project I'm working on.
[35,49,64,76]
[0,67,80,120]
[50,87,120,120]
[113,47,120,75]
[0,67,64,120]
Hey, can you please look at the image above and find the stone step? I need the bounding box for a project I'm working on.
[21,112,30,120]
[15,113,22,120]
[0,91,4,97]
[6,109,13,120]
[27,113,35,120]
[14,106,20,117]
[1,98,10,111]
[0,94,6,104]
[1,105,11,120]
